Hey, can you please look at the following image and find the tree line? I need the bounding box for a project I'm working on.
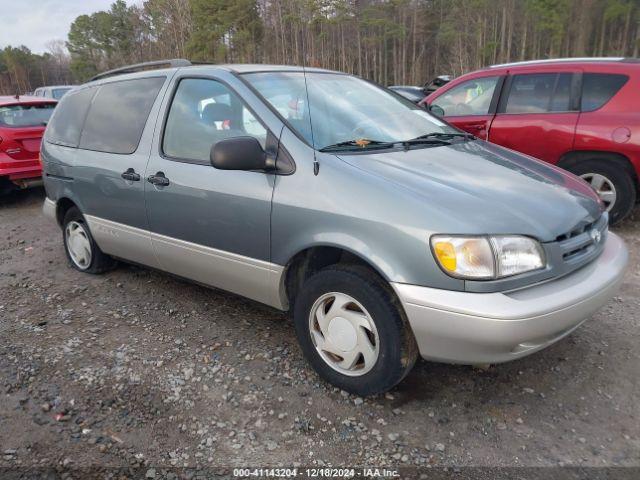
[1,0,639,95]
[0,41,72,95]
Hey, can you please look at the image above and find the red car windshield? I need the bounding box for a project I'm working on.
[0,103,56,127]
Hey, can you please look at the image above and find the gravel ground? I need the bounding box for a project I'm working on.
[1,188,639,476]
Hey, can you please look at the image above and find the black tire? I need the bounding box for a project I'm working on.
[0,177,16,196]
[293,265,418,396]
[566,159,636,225]
[62,207,117,274]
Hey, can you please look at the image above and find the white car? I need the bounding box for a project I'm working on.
[33,85,77,100]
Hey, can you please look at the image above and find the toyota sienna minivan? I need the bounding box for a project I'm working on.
[41,60,628,396]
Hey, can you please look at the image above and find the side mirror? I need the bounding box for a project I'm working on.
[429,104,445,117]
[211,137,269,171]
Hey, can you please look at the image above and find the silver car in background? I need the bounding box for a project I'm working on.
[41,61,627,395]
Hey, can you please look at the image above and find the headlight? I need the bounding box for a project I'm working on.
[431,235,545,280]
[489,236,545,277]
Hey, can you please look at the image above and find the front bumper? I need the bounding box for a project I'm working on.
[392,232,628,364]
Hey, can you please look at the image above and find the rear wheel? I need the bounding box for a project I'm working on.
[567,160,636,225]
[0,177,15,196]
[62,207,116,274]
[293,265,418,396]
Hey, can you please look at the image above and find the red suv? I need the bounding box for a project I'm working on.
[423,58,640,224]
[0,95,57,195]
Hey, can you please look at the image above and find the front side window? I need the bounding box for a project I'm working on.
[244,72,459,150]
[581,73,628,111]
[431,76,500,116]
[163,78,267,163]
[505,73,573,114]
[0,103,55,127]
[79,76,165,154]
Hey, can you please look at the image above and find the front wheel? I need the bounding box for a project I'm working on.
[293,265,418,396]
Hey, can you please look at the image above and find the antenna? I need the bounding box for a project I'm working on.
[299,32,319,175]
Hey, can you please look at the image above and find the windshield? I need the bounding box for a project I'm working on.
[0,103,55,127]
[52,88,72,99]
[243,72,459,151]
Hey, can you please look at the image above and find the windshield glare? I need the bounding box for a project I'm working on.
[243,72,458,150]
[0,103,55,127]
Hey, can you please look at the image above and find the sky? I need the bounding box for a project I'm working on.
[0,0,137,54]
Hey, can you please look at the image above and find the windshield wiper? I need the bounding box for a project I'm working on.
[400,137,451,151]
[409,132,475,141]
[400,131,475,151]
[319,132,473,153]
[319,139,395,152]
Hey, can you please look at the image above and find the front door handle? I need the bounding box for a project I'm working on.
[147,171,170,187]
[121,168,141,181]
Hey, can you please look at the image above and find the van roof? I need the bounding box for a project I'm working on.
[86,59,341,85]
[218,64,339,74]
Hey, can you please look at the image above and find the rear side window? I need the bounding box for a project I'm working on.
[0,103,55,127]
[505,73,573,113]
[45,87,96,147]
[581,73,628,111]
[80,77,165,154]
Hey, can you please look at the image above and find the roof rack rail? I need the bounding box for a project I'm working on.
[488,57,625,68]
[90,59,192,82]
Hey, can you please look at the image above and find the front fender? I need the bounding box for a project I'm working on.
[270,130,463,292]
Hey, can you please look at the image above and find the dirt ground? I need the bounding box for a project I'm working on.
[1,188,639,478]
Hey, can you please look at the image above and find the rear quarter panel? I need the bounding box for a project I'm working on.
[41,143,86,214]
[574,65,640,176]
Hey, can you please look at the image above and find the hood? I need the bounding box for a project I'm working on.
[336,140,602,242]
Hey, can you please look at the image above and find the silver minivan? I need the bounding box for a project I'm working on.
[41,61,628,395]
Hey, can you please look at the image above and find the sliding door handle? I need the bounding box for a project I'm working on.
[147,172,170,186]
[121,168,141,181]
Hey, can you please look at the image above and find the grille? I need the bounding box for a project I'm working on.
[556,214,607,264]
[555,218,597,242]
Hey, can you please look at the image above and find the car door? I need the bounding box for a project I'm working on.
[487,71,581,163]
[72,76,168,268]
[428,75,504,140]
[144,73,282,307]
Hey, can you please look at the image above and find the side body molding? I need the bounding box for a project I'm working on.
[85,215,285,309]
